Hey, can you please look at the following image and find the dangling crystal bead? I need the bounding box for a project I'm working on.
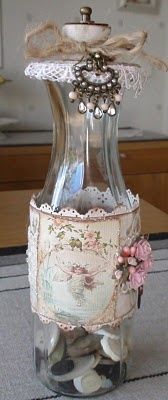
[94,106,103,119]
[78,101,87,114]
[108,103,116,116]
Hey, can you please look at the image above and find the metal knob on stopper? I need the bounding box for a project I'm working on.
[80,7,93,23]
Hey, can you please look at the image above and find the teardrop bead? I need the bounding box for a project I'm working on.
[78,101,87,114]
[94,106,103,119]
[108,103,116,116]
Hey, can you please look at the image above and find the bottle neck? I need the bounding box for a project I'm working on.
[36,82,132,214]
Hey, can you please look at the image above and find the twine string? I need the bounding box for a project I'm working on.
[25,22,168,71]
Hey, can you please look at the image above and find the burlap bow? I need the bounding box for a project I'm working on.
[25,22,168,71]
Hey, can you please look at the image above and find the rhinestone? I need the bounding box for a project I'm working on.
[114,70,119,78]
[94,52,101,59]
[108,103,116,116]
[75,71,81,77]
[94,106,103,119]
[107,82,112,89]
[94,86,100,93]
[72,80,78,86]
[102,65,108,71]
[86,64,93,71]
[75,66,80,71]
[77,76,83,82]
[88,85,94,92]
[101,85,107,92]
[78,101,87,114]
[81,81,88,88]
[111,78,117,85]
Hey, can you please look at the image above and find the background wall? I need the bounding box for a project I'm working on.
[0,0,168,134]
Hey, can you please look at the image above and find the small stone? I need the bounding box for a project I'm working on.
[51,359,74,376]
[74,66,80,71]
[78,101,87,114]
[51,354,96,382]
[108,104,116,116]
[94,106,103,119]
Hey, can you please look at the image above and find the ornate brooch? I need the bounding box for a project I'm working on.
[69,52,122,119]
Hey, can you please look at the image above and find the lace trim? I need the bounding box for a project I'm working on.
[31,188,139,219]
[25,62,147,96]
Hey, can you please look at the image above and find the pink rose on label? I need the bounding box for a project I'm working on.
[135,239,152,261]
[129,267,146,290]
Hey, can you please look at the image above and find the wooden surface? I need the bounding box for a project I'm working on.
[0,189,168,248]
[0,140,168,212]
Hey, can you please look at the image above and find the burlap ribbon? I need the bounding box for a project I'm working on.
[25,22,168,71]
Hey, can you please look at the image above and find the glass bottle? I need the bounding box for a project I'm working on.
[26,7,141,397]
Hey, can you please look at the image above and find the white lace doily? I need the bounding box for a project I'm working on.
[31,187,139,219]
[25,61,147,96]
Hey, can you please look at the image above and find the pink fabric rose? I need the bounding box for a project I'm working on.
[135,239,152,261]
[129,267,146,290]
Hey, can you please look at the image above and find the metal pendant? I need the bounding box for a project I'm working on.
[69,52,122,119]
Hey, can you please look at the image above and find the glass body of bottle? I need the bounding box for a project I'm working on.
[33,80,136,397]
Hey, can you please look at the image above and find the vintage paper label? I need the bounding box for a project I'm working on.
[27,202,140,330]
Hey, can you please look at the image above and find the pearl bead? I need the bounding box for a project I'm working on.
[117,255,124,264]
[101,103,109,112]
[87,102,94,112]
[69,91,77,100]
[114,93,122,103]
[122,246,130,257]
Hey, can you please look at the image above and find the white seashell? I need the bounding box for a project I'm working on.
[95,326,120,340]
[48,324,60,356]
[100,336,128,362]
[51,354,95,382]
[48,334,65,365]
[73,369,102,394]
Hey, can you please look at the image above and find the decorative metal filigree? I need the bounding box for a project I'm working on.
[69,52,122,119]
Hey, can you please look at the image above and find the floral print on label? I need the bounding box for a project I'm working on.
[27,201,141,330]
